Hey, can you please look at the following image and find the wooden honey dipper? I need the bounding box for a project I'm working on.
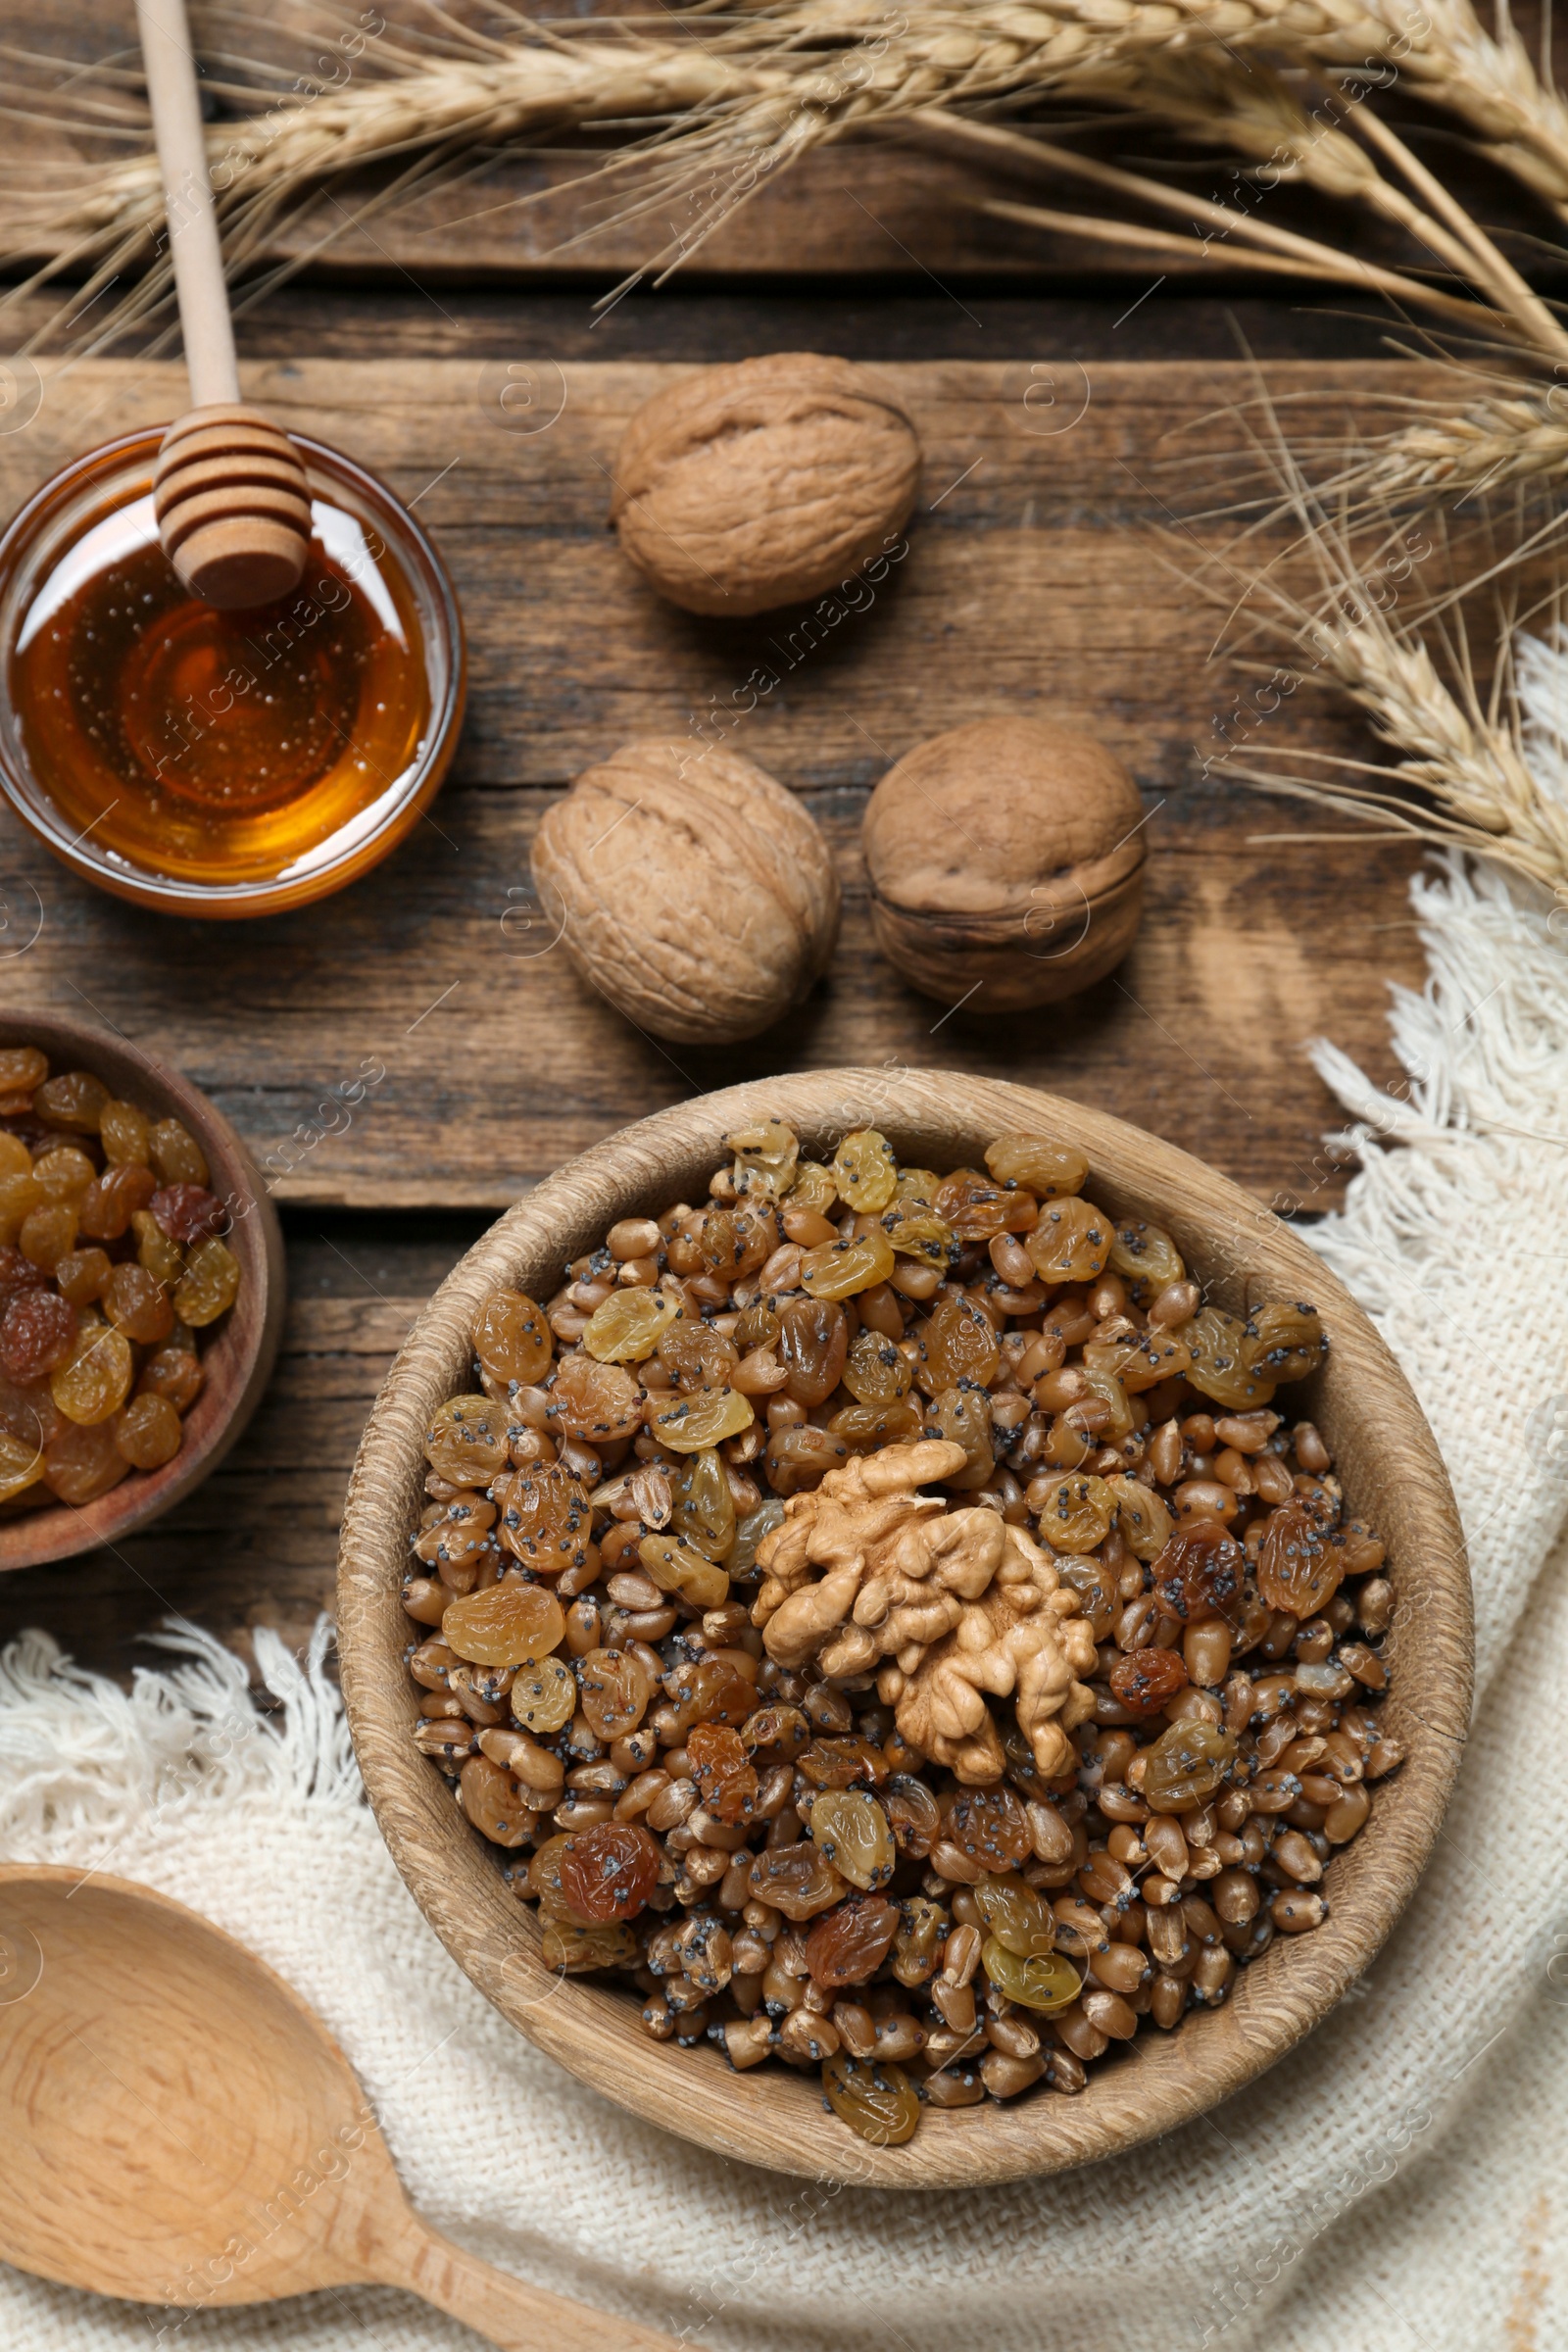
[136,0,311,609]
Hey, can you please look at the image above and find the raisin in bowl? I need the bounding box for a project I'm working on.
[337,1070,1470,2189]
[0,1015,284,1570]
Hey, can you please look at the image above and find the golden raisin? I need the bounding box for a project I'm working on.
[51,1322,133,1426]
[668,1446,735,1561]
[0,1049,47,1097]
[934,1168,1038,1241]
[511,1654,576,1734]
[971,1873,1055,1956]
[33,1070,110,1133]
[639,1531,730,1608]
[113,1392,182,1469]
[777,1296,848,1405]
[1032,1471,1115,1553]
[442,1582,565,1666]
[55,1248,111,1307]
[800,1228,895,1299]
[549,1350,644,1443]
[1026,1197,1113,1285]
[725,1117,800,1197]
[496,1462,592,1575]
[172,1237,240,1328]
[983,1135,1088,1200]
[924,1386,993,1489]
[148,1118,209,1188]
[1184,1306,1277,1410]
[99,1100,151,1166]
[688,1722,759,1824]
[821,2051,919,2145]
[915,1293,999,1395]
[473,1288,553,1385]
[30,1147,95,1201]
[808,1789,895,1890]
[1143,1721,1237,1812]
[1246,1300,1326,1383]
[20,1202,77,1272]
[980,1939,1082,2013]
[651,1387,753,1452]
[582,1287,677,1364]
[0,1430,43,1501]
[1107,1219,1186,1297]
[662,1653,754,1732]
[43,1418,130,1504]
[805,1894,899,1985]
[1153,1520,1244,1624]
[77,1164,156,1243]
[0,1173,44,1246]
[747,1840,846,1921]
[658,1319,739,1394]
[577,1646,651,1740]
[831,1129,899,1212]
[137,1346,204,1414]
[425,1393,512,1485]
[946,1788,1031,1869]
[878,1202,954,1268]
[130,1209,183,1287]
[541,1918,640,1972]
[103,1262,174,1347]
[1256,1499,1343,1618]
[828,1399,923,1454]
[763,1424,850,1494]
[843,1327,912,1406]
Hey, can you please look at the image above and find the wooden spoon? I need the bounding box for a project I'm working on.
[0,1865,680,2350]
[135,0,310,608]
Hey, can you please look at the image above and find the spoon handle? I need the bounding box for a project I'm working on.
[375,2214,684,2352]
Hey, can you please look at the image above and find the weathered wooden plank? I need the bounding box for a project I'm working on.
[0,355,1430,1213]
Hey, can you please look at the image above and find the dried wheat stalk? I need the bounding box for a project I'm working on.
[5,0,1568,280]
[1192,419,1568,898]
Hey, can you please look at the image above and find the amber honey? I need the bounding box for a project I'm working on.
[8,483,433,889]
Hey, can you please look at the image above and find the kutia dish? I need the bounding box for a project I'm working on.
[337,1072,1471,2188]
[0,1015,282,1570]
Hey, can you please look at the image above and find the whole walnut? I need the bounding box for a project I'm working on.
[609,354,920,616]
[532,740,840,1045]
[861,715,1147,1013]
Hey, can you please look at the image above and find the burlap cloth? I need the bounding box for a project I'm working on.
[1,856,1563,2351]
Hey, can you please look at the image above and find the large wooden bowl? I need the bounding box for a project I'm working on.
[0,1013,284,1570]
[337,1070,1471,2188]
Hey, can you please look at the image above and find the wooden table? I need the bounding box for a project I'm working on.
[0,6,1450,1676]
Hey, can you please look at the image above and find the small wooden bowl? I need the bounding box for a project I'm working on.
[0,1013,285,1571]
[337,1070,1471,2188]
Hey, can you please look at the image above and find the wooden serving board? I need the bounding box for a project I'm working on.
[0,355,1426,1216]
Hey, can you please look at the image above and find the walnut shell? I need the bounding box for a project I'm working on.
[532,740,840,1046]
[862,715,1147,1013]
[609,354,920,617]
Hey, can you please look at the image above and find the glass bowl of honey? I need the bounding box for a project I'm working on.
[0,428,465,915]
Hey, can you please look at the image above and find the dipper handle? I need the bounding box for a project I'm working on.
[136,0,311,608]
[135,0,238,408]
